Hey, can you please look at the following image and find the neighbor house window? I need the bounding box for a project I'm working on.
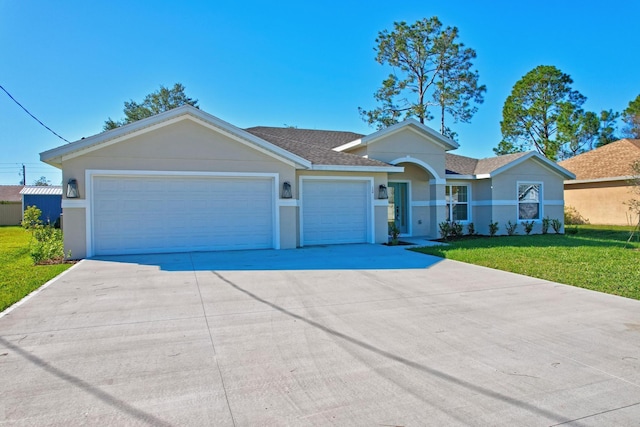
[518,183,541,220]
[445,185,469,222]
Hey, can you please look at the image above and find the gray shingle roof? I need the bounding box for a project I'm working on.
[245,127,389,167]
[446,152,530,175]
[246,127,364,149]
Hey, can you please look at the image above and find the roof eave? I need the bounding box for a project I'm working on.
[39,105,313,169]
[565,175,635,184]
[310,165,404,173]
[445,173,491,180]
[334,120,459,153]
[489,152,576,179]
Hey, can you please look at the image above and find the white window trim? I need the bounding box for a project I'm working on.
[388,180,412,236]
[298,176,375,247]
[517,181,543,222]
[445,183,471,223]
[85,170,280,257]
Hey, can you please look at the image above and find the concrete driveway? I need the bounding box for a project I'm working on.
[1,244,640,426]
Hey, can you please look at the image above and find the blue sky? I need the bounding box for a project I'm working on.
[1,0,639,185]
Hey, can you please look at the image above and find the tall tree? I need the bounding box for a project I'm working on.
[557,105,600,159]
[432,26,485,139]
[359,17,485,137]
[622,94,640,138]
[496,65,586,160]
[595,109,620,147]
[104,83,199,131]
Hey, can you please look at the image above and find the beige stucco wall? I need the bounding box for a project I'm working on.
[279,206,297,249]
[61,119,298,257]
[350,128,447,180]
[488,160,566,235]
[62,120,296,195]
[62,208,86,258]
[565,181,639,225]
[0,202,22,226]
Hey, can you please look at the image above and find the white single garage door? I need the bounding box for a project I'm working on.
[301,179,370,246]
[92,175,274,255]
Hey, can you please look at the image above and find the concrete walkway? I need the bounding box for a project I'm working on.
[1,244,640,426]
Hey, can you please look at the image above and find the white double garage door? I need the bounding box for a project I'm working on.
[91,174,372,255]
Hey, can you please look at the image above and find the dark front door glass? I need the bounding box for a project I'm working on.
[388,182,407,233]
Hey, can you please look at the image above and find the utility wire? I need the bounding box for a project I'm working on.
[0,84,70,143]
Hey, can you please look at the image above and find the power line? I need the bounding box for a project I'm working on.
[0,84,70,143]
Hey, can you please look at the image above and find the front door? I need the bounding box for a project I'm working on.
[388,182,408,234]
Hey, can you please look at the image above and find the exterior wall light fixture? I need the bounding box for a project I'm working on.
[378,184,388,199]
[66,179,79,198]
[282,181,292,199]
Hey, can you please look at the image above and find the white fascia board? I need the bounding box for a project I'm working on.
[445,174,492,180]
[357,119,459,151]
[565,176,635,184]
[490,152,576,180]
[310,164,404,173]
[332,139,363,152]
[40,105,312,169]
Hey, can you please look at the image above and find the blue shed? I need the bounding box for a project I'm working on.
[20,186,63,225]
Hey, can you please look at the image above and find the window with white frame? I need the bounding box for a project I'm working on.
[445,185,469,222]
[518,182,541,220]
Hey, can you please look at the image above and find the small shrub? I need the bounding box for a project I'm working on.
[521,220,534,235]
[565,205,589,225]
[22,206,43,230]
[541,217,551,234]
[388,222,401,245]
[488,221,499,237]
[439,221,451,240]
[31,226,68,264]
[450,221,464,238]
[551,219,562,234]
[466,222,476,236]
[505,220,518,236]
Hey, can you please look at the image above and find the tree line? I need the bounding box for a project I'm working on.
[103,17,639,162]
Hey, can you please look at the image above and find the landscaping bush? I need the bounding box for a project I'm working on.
[488,221,499,237]
[542,217,551,234]
[31,226,67,264]
[551,219,562,234]
[521,220,534,235]
[565,205,589,225]
[505,220,518,236]
[439,221,452,240]
[450,221,464,238]
[21,205,69,264]
[466,222,476,236]
[388,222,401,245]
[21,206,43,230]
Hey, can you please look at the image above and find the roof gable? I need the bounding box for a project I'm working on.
[333,119,459,153]
[40,105,312,169]
[559,139,640,180]
[446,151,575,179]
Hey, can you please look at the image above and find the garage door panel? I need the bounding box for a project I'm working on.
[93,175,274,255]
[302,180,370,246]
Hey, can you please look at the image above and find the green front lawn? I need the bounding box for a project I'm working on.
[412,225,640,300]
[0,226,73,312]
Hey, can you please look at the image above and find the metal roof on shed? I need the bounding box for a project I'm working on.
[19,186,63,195]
